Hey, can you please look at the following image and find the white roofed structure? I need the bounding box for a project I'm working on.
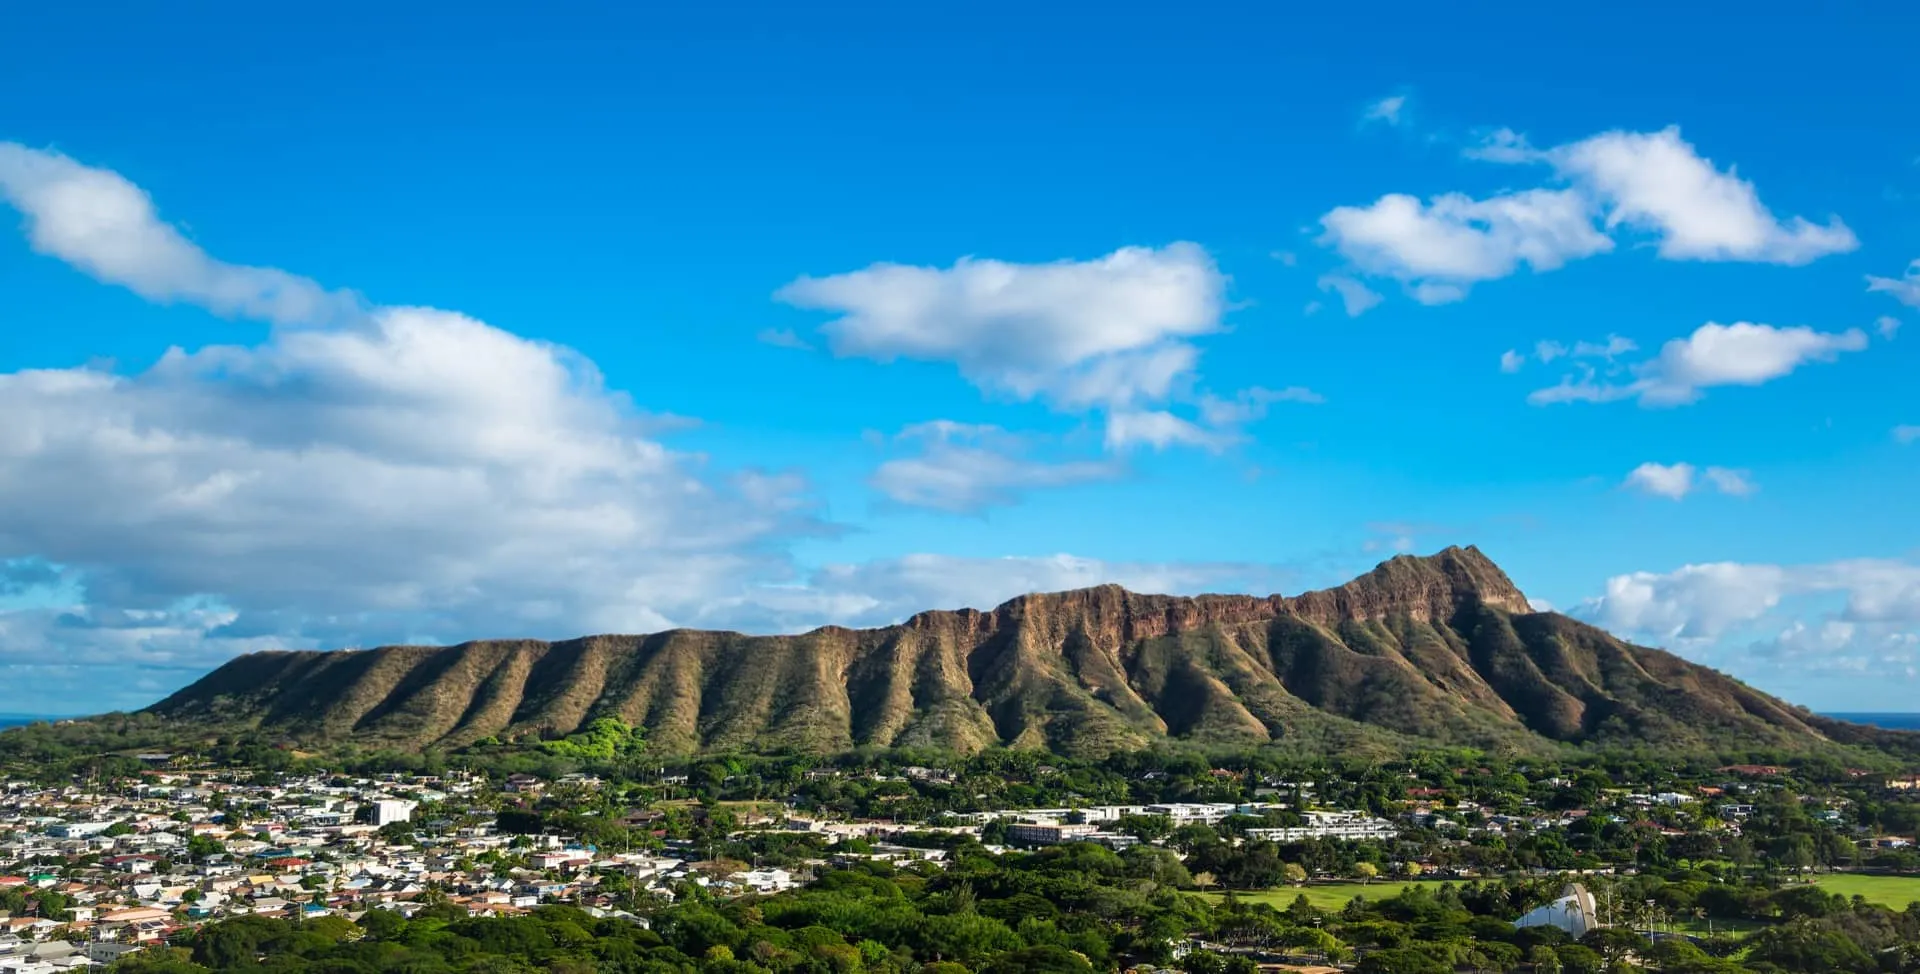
[1514,883,1600,939]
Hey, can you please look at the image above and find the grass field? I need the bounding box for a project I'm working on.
[1202,880,1448,912]
[1812,874,1920,908]
[1666,915,1764,938]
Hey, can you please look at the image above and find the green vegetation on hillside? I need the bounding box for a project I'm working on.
[534,716,647,761]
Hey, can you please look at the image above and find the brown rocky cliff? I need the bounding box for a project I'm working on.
[144,546,1846,756]
[1286,545,1529,625]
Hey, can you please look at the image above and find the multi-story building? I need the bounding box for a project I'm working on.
[1007,822,1098,846]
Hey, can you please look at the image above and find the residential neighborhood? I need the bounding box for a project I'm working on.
[1,750,1917,972]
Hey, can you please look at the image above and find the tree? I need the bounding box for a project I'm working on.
[980,945,1092,973]
[1356,947,1450,974]
[1282,862,1308,885]
[1192,871,1216,893]
[1355,861,1380,885]
[186,835,225,861]
[1580,927,1646,970]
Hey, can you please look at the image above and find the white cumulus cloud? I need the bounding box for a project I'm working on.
[1622,462,1756,499]
[1623,462,1697,500]
[1579,558,1920,676]
[1320,125,1855,306]
[1583,562,1793,643]
[1547,127,1857,264]
[776,244,1224,409]
[1318,189,1610,302]
[1530,321,1869,407]
[778,244,1316,463]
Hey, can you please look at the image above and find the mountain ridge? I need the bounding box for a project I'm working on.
[144,547,1849,756]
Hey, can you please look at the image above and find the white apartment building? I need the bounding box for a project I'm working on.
[1007,822,1098,845]
[367,800,416,827]
[1246,810,1398,843]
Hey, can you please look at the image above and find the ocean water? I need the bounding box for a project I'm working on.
[0,714,69,730]
[1824,712,1920,731]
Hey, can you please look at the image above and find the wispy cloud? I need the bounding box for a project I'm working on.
[1868,259,1920,308]
[756,327,813,351]
[1317,274,1384,316]
[1361,94,1407,127]
[0,144,360,326]
[869,422,1119,513]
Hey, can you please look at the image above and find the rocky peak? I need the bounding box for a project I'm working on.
[1286,545,1531,624]
[962,547,1531,634]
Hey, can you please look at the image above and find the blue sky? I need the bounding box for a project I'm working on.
[2,2,1916,714]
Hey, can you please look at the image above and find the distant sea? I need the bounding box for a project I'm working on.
[0,713,75,730]
[1824,712,1920,731]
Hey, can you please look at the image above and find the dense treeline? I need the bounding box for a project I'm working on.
[103,854,1920,974]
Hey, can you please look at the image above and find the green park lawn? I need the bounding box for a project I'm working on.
[1812,873,1920,909]
[1202,880,1448,912]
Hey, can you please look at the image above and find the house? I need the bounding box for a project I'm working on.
[103,855,158,874]
[529,852,587,871]
[731,868,796,893]
[2,917,61,942]
[44,822,114,839]
[88,943,143,965]
[1,940,87,971]
[98,907,173,925]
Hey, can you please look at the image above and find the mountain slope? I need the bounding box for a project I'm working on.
[145,547,1840,756]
